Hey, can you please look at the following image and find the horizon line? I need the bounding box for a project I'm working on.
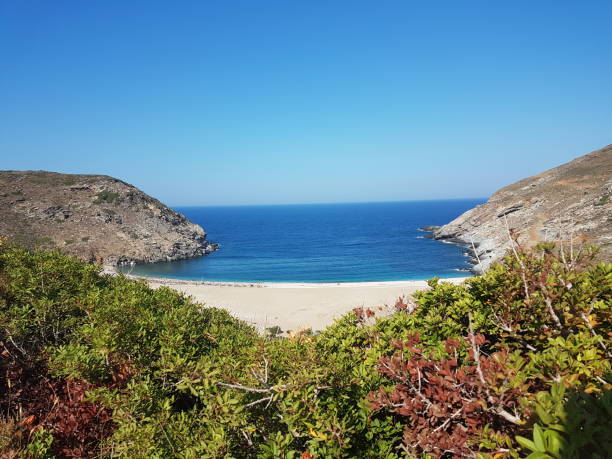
[171,197,488,208]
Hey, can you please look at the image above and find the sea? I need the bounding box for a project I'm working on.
[121,199,485,283]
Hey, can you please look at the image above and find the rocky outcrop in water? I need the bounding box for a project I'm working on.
[0,171,218,265]
[428,144,612,272]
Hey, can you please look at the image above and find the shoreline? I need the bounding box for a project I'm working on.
[106,266,470,289]
[105,266,469,332]
[418,226,484,273]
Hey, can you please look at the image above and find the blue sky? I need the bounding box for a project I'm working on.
[1,1,611,205]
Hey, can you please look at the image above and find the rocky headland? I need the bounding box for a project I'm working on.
[426,144,612,272]
[0,171,218,265]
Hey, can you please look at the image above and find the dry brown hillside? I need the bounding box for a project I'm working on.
[0,171,217,265]
[430,144,612,271]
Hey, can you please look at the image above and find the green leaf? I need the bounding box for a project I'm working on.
[526,453,553,459]
[536,405,554,425]
[547,423,566,432]
[533,424,546,451]
[516,435,537,452]
[543,429,566,458]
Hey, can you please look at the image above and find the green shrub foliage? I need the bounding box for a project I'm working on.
[0,238,609,458]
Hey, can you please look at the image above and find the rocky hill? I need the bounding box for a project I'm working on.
[0,171,218,265]
[428,144,612,272]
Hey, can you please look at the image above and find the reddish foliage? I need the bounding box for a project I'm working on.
[38,379,113,457]
[352,307,376,322]
[368,334,527,458]
[394,296,409,311]
[394,295,416,313]
[1,344,114,458]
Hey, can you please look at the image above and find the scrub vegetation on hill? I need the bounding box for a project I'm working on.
[0,238,610,458]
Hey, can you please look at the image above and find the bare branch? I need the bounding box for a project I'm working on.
[580,311,611,358]
[217,382,271,393]
[5,331,26,356]
[538,282,563,330]
[245,396,274,408]
[495,408,523,425]
[432,408,463,434]
[264,357,268,384]
[469,235,481,268]
[503,215,531,300]
[570,227,574,264]
[241,429,253,447]
[468,314,486,385]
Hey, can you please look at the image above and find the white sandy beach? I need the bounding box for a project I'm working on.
[139,276,469,333]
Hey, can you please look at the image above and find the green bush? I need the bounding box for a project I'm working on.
[93,190,123,205]
[516,384,612,458]
[0,239,609,457]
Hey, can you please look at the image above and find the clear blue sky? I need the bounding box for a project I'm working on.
[1,1,611,205]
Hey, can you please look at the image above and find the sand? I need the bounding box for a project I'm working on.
[140,276,469,333]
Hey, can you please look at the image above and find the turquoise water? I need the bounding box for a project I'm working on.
[122,200,484,282]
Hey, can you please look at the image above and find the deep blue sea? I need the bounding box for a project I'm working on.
[122,199,485,283]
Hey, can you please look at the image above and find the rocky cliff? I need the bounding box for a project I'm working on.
[429,144,612,272]
[0,171,218,265]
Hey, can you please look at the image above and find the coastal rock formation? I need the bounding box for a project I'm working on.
[0,171,218,265]
[430,144,612,272]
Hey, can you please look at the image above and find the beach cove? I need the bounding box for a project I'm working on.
[135,275,469,332]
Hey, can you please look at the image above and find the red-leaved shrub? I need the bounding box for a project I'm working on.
[1,344,113,458]
[368,333,529,457]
